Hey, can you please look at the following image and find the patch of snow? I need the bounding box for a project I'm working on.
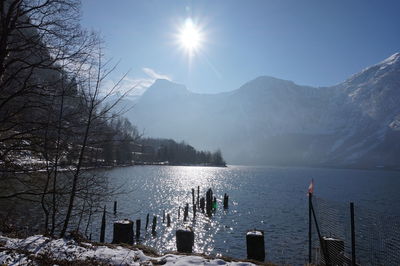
[246,231,263,236]
[0,235,255,266]
[177,227,193,232]
[115,219,133,224]
[379,52,400,66]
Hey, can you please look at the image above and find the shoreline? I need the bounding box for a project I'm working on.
[0,233,272,266]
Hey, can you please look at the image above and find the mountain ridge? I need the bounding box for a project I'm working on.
[125,52,400,169]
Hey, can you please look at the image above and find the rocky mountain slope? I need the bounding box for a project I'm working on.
[126,53,400,169]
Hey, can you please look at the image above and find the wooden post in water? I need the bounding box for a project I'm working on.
[178,206,181,219]
[113,201,117,215]
[167,214,171,227]
[151,216,157,235]
[192,188,195,206]
[112,219,134,245]
[223,193,229,209]
[206,188,213,216]
[193,204,197,218]
[136,219,141,239]
[163,210,165,223]
[197,186,200,206]
[200,197,205,213]
[100,205,106,243]
[145,213,149,230]
[184,203,189,221]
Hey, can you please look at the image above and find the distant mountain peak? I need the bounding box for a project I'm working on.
[141,79,189,99]
[239,75,295,91]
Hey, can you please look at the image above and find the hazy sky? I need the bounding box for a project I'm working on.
[81,0,400,93]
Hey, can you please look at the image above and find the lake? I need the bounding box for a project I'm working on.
[93,165,400,265]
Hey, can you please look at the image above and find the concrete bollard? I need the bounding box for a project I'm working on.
[176,227,194,253]
[112,219,134,245]
[246,230,265,261]
[322,236,344,265]
[136,219,141,239]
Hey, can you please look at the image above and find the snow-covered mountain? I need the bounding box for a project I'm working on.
[125,53,400,169]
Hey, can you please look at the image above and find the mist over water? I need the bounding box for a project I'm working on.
[94,165,400,265]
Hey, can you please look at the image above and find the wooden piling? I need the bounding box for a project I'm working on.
[197,186,200,206]
[167,214,171,227]
[100,205,106,243]
[163,210,165,223]
[176,227,194,253]
[151,216,157,235]
[200,197,205,213]
[223,193,229,209]
[145,213,149,230]
[193,204,197,218]
[206,188,213,216]
[113,201,117,215]
[178,206,181,219]
[112,219,134,245]
[136,219,141,239]
[184,203,189,221]
[192,188,195,206]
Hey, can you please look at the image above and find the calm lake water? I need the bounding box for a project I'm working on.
[94,165,400,265]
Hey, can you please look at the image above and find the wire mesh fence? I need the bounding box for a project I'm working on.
[310,195,400,266]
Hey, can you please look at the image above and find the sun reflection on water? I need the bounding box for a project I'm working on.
[97,165,316,263]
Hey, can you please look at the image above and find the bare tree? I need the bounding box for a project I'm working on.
[0,0,137,238]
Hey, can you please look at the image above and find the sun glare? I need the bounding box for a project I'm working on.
[177,18,203,56]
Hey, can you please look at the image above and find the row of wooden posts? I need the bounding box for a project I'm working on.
[99,187,265,262]
[100,187,228,241]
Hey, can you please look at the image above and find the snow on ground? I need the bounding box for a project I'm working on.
[0,234,256,265]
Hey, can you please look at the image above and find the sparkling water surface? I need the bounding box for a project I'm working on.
[94,165,400,265]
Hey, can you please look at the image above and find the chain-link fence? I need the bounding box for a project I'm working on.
[309,195,400,266]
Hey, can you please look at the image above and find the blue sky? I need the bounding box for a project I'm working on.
[81,0,400,93]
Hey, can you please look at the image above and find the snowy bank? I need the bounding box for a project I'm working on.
[0,234,261,265]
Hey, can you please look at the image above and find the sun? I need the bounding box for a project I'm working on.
[177,18,203,56]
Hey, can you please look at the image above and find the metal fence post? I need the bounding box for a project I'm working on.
[311,199,331,265]
[309,193,312,263]
[350,202,356,266]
